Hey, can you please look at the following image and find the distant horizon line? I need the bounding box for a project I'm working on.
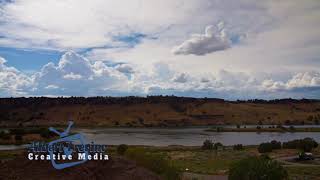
[1,95,319,102]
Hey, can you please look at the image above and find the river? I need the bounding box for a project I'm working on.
[1,126,320,150]
[78,126,320,146]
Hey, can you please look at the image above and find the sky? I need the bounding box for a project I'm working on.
[0,0,320,99]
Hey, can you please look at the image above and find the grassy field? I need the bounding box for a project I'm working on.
[1,145,320,179]
[114,145,320,179]
[286,166,320,180]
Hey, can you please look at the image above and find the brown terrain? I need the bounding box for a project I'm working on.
[0,152,160,180]
[0,96,320,127]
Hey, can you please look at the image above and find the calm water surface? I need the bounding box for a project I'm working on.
[77,127,320,146]
[1,126,320,150]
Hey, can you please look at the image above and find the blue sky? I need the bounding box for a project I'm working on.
[0,47,61,72]
[0,32,147,71]
[0,0,319,99]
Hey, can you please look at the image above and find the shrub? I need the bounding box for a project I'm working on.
[258,143,273,153]
[260,154,271,160]
[117,144,128,155]
[271,140,282,149]
[229,156,288,180]
[14,134,23,141]
[39,128,55,138]
[125,148,180,180]
[307,115,313,121]
[10,128,26,135]
[282,138,318,152]
[0,131,10,140]
[301,138,318,152]
[202,139,214,150]
[214,142,223,150]
[214,127,223,132]
[233,144,243,151]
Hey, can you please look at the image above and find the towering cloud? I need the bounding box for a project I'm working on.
[262,72,320,91]
[0,56,31,96]
[31,51,130,96]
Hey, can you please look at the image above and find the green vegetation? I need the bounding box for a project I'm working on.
[282,137,318,152]
[171,149,251,175]
[270,140,282,150]
[0,127,59,145]
[14,134,23,141]
[38,128,55,138]
[258,138,318,153]
[258,142,273,153]
[1,143,319,179]
[258,140,282,153]
[286,166,320,180]
[202,139,214,150]
[117,144,128,155]
[124,147,181,180]
[229,156,288,180]
[0,130,10,140]
[201,140,223,150]
[0,151,19,160]
[9,128,26,135]
[214,142,223,150]
[8,127,58,136]
[233,144,243,150]
[206,126,320,132]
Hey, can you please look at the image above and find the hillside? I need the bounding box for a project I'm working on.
[0,97,320,127]
[0,154,160,180]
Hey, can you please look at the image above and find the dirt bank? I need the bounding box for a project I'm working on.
[0,153,160,180]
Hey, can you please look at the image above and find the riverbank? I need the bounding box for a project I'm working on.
[205,126,320,132]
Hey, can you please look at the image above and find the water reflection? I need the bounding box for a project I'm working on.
[77,127,320,146]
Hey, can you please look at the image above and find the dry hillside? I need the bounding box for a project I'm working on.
[0,97,320,127]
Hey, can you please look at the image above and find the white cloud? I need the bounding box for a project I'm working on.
[0,1,320,99]
[261,79,286,91]
[172,23,231,55]
[45,84,59,89]
[0,56,31,96]
[1,52,320,99]
[80,0,320,76]
[287,72,320,88]
[31,51,130,96]
[0,57,6,64]
[0,0,277,51]
[63,72,82,80]
[262,72,320,91]
[0,0,207,50]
